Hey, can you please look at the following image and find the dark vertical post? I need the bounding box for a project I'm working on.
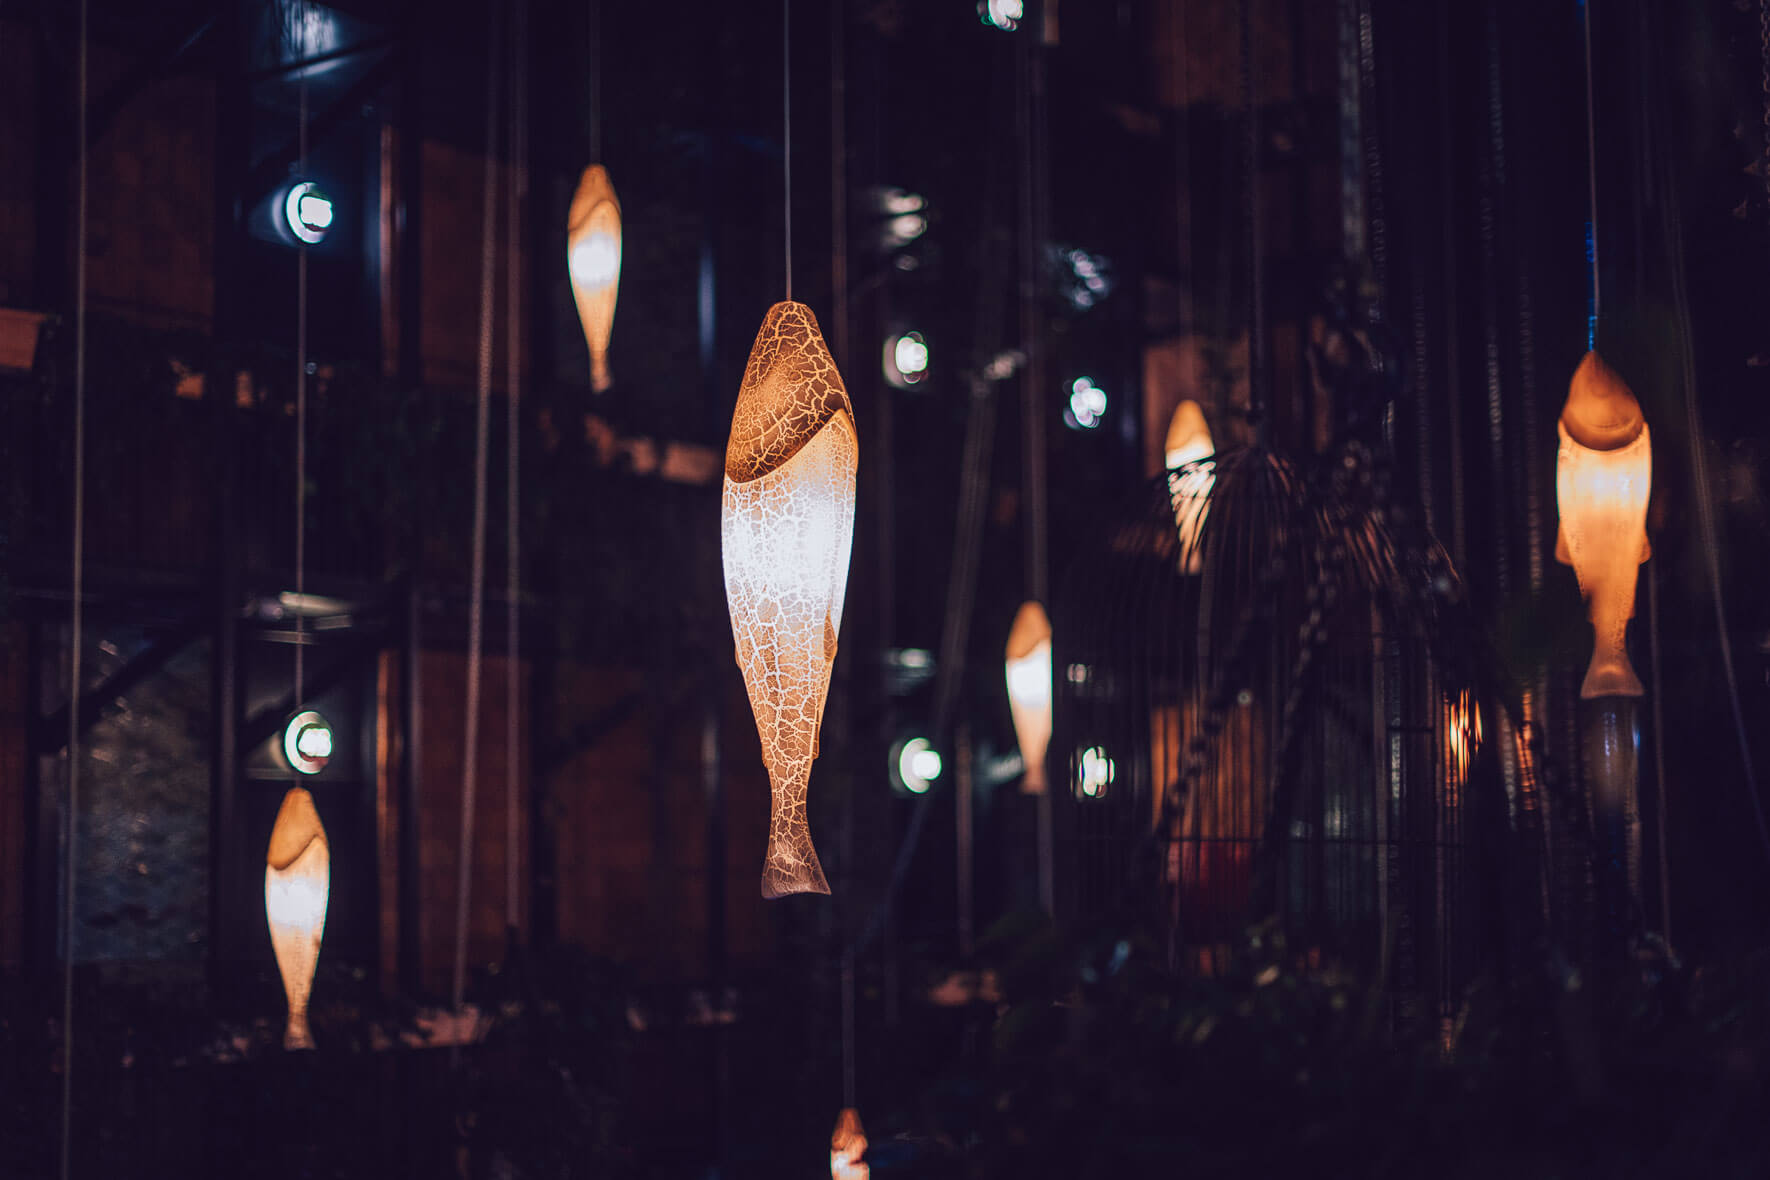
[956,723,973,959]
[1018,0,1054,917]
[207,0,248,986]
[397,1,425,393]
[398,576,423,992]
[22,620,47,970]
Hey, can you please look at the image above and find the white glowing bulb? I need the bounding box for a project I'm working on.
[898,737,941,793]
[985,0,1023,30]
[570,232,622,290]
[1068,377,1107,428]
[283,710,333,775]
[894,333,928,378]
[283,182,332,245]
[1077,746,1115,798]
[296,725,333,760]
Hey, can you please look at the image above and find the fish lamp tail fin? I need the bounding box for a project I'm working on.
[1581,649,1644,700]
[761,834,830,899]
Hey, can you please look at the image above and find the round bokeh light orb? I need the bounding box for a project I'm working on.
[1076,745,1115,799]
[884,331,929,389]
[283,182,334,245]
[895,736,942,794]
[283,710,334,775]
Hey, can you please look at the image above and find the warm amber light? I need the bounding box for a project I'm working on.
[265,786,330,1050]
[830,1107,870,1180]
[567,165,622,393]
[1164,399,1214,573]
[1004,601,1053,795]
[1447,689,1481,782]
[722,301,857,899]
[1555,351,1651,699]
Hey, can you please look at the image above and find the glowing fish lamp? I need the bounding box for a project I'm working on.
[722,301,858,898]
[1164,399,1215,574]
[1555,351,1651,699]
[567,165,623,393]
[830,1107,871,1180]
[1004,601,1053,795]
[265,786,330,1050]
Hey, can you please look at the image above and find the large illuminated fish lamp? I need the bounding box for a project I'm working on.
[830,1107,871,1180]
[1164,399,1214,573]
[265,786,330,1050]
[1555,351,1651,699]
[567,165,622,393]
[722,301,858,899]
[1004,601,1053,795]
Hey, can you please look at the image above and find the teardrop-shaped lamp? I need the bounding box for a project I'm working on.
[567,164,622,393]
[266,786,330,1050]
[722,301,858,898]
[1555,351,1651,699]
[830,1107,871,1180]
[1164,399,1215,574]
[1004,601,1053,795]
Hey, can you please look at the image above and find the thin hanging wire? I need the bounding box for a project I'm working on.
[783,0,793,302]
[1239,0,1265,437]
[296,77,310,706]
[1582,0,1600,348]
[455,0,503,1015]
[506,0,526,936]
[587,0,601,163]
[61,2,89,1176]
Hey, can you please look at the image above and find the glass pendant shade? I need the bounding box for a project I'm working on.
[567,164,622,393]
[722,301,858,899]
[830,1107,870,1180]
[1555,350,1651,699]
[1164,399,1215,573]
[265,786,330,1050]
[1004,601,1053,795]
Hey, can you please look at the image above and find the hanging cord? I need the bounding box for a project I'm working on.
[1647,556,1671,941]
[454,0,503,1016]
[783,0,793,302]
[296,77,309,704]
[1582,0,1600,347]
[60,2,89,1176]
[505,0,526,936]
[1239,0,1265,437]
[587,0,600,163]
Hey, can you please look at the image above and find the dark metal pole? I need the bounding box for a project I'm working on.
[397,0,424,393]
[206,0,248,987]
[398,577,423,992]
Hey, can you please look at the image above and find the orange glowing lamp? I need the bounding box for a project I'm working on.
[1555,351,1651,699]
[567,165,622,393]
[722,301,858,898]
[830,1107,870,1180]
[265,787,330,1050]
[1004,601,1053,795]
[1164,399,1214,573]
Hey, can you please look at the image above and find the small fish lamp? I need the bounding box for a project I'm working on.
[567,165,622,393]
[722,301,858,898]
[1164,400,1214,573]
[265,786,330,1050]
[1004,601,1053,795]
[830,1107,870,1180]
[1555,351,1651,698]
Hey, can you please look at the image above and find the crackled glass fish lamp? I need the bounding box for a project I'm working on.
[1004,601,1053,795]
[1555,351,1651,699]
[1164,399,1214,573]
[722,301,858,898]
[830,1107,870,1180]
[266,786,330,1049]
[567,164,622,393]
